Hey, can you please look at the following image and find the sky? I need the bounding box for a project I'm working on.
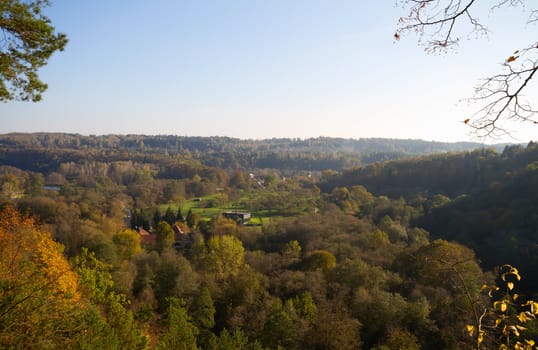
[1,0,537,143]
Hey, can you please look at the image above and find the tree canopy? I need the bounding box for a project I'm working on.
[0,0,67,101]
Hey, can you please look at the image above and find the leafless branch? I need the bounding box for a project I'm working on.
[396,0,488,52]
[467,44,538,138]
[397,0,538,138]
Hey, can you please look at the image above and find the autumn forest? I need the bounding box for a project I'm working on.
[0,133,537,349]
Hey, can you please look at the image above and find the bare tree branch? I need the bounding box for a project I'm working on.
[397,0,488,52]
[468,45,538,138]
[397,0,538,139]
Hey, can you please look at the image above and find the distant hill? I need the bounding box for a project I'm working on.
[0,133,503,173]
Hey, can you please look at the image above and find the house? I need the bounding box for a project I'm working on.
[222,211,251,224]
[138,227,156,245]
[173,224,192,249]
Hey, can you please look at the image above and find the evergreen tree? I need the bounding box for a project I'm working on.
[177,204,185,222]
[153,209,162,228]
[164,206,176,225]
[189,287,216,330]
[186,208,196,228]
[0,0,68,101]
[156,298,198,350]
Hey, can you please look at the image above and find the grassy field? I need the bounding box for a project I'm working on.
[156,190,311,226]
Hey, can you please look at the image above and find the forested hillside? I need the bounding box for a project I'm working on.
[0,133,494,173]
[0,133,536,349]
[321,142,538,292]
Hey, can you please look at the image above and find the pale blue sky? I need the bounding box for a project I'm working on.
[1,1,536,142]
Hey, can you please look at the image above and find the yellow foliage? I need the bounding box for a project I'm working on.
[494,301,508,313]
[0,206,79,300]
[36,235,80,299]
[0,206,82,347]
[466,324,475,336]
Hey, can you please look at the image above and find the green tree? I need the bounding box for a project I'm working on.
[186,208,198,228]
[189,286,216,330]
[204,235,245,280]
[153,209,162,227]
[0,0,68,101]
[371,328,421,350]
[394,239,486,348]
[306,304,361,350]
[155,221,174,252]
[301,250,337,273]
[177,204,185,222]
[156,298,198,350]
[153,250,199,312]
[164,206,176,225]
[73,248,148,350]
[262,293,318,350]
[262,300,296,349]
[281,240,302,265]
[26,172,45,196]
[209,329,261,350]
[113,229,142,261]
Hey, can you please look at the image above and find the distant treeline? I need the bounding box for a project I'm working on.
[0,133,499,173]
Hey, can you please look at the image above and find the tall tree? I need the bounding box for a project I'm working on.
[0,206,81,348]
[155,221,174,252]
[156,298,198,350]
[164,206,176,225]
[186,208,197,229]
[177,204,185,223]
[204,235,245,281]
[0,0,67,101]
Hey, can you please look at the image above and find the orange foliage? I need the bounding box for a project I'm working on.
[0,206,82,347]
[0,206,79,300]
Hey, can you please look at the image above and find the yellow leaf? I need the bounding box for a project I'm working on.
[489,286,500,297]
[466,324,474,336]
[494,301,508,312]
[508,282,514,290]
[496,318,503,326]
[509,325,520,336]
[477,330,484,344]
[518,311,535,323]
[521,300,538,314]
[513,293,519,301]
[510,266,521,277]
